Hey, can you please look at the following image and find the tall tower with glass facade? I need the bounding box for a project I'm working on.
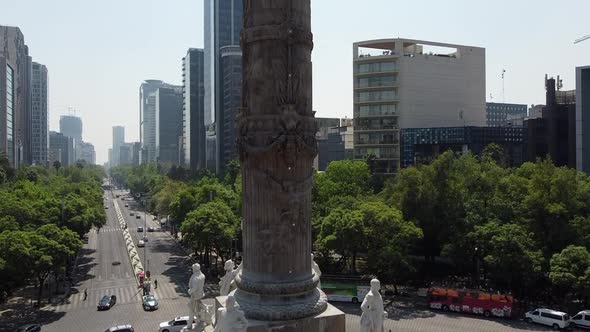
[183,48,205,171]
[31,62,48,166]
[204,0,243,173]
[0,26,31,167]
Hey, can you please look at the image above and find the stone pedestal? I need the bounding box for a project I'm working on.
[216,296,345,332]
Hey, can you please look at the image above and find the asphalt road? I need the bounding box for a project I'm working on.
[27,189,581,332]
[39,190,192,332]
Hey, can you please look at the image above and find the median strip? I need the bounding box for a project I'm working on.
[113,194,144,286]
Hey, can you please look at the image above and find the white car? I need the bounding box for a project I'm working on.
[525,308,570,330]
[159,316,191,332]
[570,310,590,329]
[137,240,145,248]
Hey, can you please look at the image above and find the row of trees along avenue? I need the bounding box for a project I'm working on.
[110,145,590,307]
[0,157,106,304]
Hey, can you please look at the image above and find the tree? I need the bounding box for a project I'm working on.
[223,160,240,192]
[471,222,543,296]
[359,201,423,288]
[53,160,61,173]
[550,245,590,302]
[180,201,239,268]
[316,207,365,273]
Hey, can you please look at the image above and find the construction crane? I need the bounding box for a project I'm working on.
[575,35,590,44]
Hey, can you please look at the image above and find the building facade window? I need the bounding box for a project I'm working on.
[356,90,397,102]
[356,75,397,88]
[357,61,396,74]
[358,104,397,117]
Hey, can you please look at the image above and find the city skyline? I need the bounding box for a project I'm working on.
[2,0,590,164]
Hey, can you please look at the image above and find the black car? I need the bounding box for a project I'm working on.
[147,227,154,232]
[16,324,41,332]
[97,294,117,310]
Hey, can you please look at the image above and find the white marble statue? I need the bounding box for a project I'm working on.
[311,253,322,289]
[219,260,242,296]
[214,295,248,332]
[360,278,388,332]
[186,263,207,331]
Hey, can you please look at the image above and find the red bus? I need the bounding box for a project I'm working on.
[428,287,514,318]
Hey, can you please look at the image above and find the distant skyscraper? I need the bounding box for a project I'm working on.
[49,131,74,166]
[353,38,486,175]
[156,86,183,165]
[31,62,48,166]
[183,48,206,171]
[204,0,243,173]
[119,143,132,165]
[112,126,124,167]
[140,80,170,163]
[218,45,242,172]
[79,142,96,165]
[59,115,83,142]
[0,25,31,167]
[131,142,141,166]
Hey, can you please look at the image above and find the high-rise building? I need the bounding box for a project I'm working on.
[31,62,48,166]
[183,48,206,171]
[118,143,132,165]
[112,125,124,166]
[156,86,183,165]
[577,66,590,174]
[49,131,74,167]
[131,142,141,166]
[59,115,83,142]
[140,80,171,163]
[486,102,528,127]
[352,38,486,175]
[0,26,32,167]
[79,142,95,165]
[218,45,242,172]
[204,0,243,174]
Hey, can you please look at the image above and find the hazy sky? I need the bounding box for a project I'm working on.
[2,0,590,164]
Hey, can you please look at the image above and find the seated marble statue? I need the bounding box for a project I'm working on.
[214,295,248,332]
[360,278,388,332]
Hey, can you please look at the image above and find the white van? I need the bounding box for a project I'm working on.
[570,310,590,329]
[525,308,570,330]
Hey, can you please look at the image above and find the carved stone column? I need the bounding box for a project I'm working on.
[234,0,327,321]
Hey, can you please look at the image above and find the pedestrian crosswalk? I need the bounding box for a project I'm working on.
[96,227,121,233]
[48,281,186,312]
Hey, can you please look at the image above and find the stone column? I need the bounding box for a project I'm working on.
[234,0,327,321]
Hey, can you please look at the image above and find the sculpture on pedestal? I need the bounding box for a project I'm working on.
[360,279,388,332]
[185,263,211,331]
[220,260,242,296]
[214,295,248,332]
[311,253,322,289]
[233,0,327,321]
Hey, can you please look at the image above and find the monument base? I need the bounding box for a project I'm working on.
[215,296,346,332]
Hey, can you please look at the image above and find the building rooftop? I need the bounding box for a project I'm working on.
[354,38,483,60]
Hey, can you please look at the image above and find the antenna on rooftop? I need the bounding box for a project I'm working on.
[502,69,506,102]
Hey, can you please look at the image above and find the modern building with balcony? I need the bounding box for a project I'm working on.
[353,38,486,175]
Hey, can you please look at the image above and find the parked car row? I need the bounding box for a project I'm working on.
[525,308,590,330]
